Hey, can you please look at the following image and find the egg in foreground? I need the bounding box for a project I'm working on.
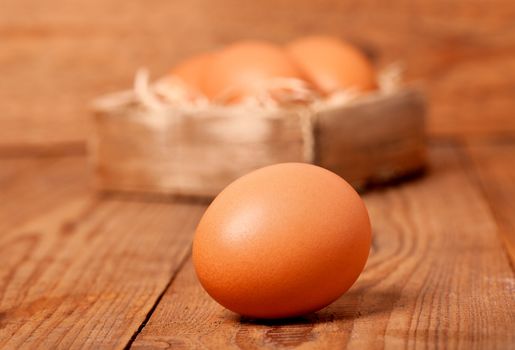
[287,35,377,95]
[193,163,371,319]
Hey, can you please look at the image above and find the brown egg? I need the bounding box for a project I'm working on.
[201,40,304,102]
[193,163,371,319]
[287,36,377,94]
[170,53,212,95]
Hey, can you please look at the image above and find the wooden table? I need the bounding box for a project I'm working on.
[1,140,514,349]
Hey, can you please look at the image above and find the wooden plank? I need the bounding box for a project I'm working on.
[91,103,304,197]
[316,88,426,189]
[0,158,207,348]
[0,156,89,232]
[1,0,515,149]
[465,140,515,266]
[131,144,515,349]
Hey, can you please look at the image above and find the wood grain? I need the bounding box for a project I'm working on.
[91,102,305,197]
[131,145,515,349]
[1,0,515,149]
[91,88,425,196]
[316,88,426,189]
[465,140,515,267]
[0,157,207,349]
[0,156,88,232]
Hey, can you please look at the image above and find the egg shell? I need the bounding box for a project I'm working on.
[287,35,377,94]
[193,163,372,319]
[201,40,304,103]
[170,53,212,96]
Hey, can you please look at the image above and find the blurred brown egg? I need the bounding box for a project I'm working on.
[202,40,304,103]
[287,36,377,95]
[170,53,212,96]
[193,163,371,319]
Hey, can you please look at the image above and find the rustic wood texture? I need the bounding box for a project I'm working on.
[91,102,305,197]
[91,88,425,196]
[129,145,515,349]
[2,0,515,149]
[0,156,89,232]
[1,144,514,348]
[2,2,515,347]
[465,140,515,267]
[316,88,426,189]
[0,156,207,349]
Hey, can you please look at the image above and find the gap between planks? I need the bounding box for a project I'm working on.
[1,142,514,349]
[0,197,206,349]
[130,143,515,350]
[0,156,207,349]
[123,251,192,350]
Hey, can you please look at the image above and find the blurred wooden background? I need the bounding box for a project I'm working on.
[2,0,515,152]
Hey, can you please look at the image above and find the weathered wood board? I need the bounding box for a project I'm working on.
[130,145,515,349]
[0,143,514,349]
[316,89,426,189]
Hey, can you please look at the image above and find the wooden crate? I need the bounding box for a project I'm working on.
[90,88,426,197]
[315,88,426,189]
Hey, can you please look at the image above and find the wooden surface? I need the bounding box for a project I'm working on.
[316,89,426,189]
[465,141,515,268]
[92,103,305,197]
[1,141,514,349]
[2,0,515,149]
